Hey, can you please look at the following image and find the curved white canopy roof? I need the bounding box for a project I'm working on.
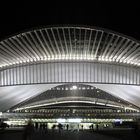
[0,84,140,112]
[0,26,140,68]
[0,26,140,112]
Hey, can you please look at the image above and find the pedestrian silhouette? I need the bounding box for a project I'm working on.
[66,124,69,130]
[81,125,83,130]
[58,123,63,133]
[23,120,34,140]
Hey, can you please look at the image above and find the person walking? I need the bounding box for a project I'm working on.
[66,124,69,131]
[23,120,34,140]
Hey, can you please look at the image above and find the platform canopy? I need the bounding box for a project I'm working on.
[11,84,139,112]
[0,26,140,112]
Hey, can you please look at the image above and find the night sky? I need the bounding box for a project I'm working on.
[0,2,140,41]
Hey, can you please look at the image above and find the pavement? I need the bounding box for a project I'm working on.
[0,128,139,140]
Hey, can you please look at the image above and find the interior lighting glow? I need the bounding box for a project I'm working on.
[57,118,66,123]
[97,102,105,105]
[1,53,140,68]
[34,58,37,62]
[68,118,82,123]
[36,57,40,61]
[40,57,44,60]
[124,107,139,111]
[114,119,122,124]
[72,85,77,90]
[102,58,105,61]
[12,62,15,65]
[123,60,126,63]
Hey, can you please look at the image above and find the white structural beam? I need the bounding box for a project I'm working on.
[90,84,140,109]
[0,62,140,86]
[0,83,140,112]
[0,84,58,112]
